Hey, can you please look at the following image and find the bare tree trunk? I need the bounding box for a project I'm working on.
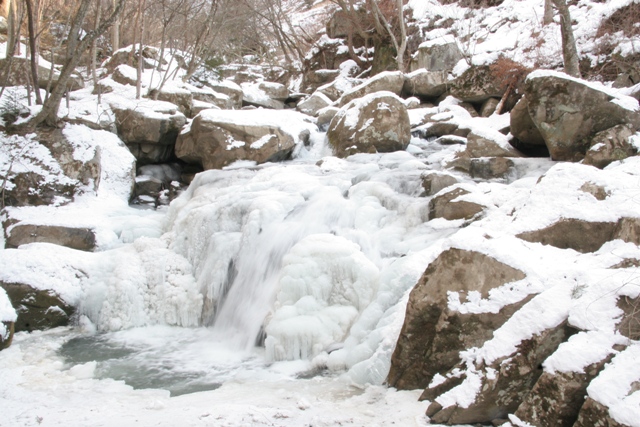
[543,0,554,25]
[25,0,43,105]
[31,0,127,128]
[136,0,145,99]
[112,0,120,51]
[6,0,16,59]
[91,0,102,83]
[552,0,581,78]
[395,0,407,72]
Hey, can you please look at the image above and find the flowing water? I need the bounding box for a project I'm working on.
[56,136,465,395]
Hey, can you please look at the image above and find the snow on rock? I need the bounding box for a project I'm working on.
[175,109,317,170]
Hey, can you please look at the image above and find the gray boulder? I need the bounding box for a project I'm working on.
[175,109,315,170]
[327,91,410,157]
[525,71,640,161]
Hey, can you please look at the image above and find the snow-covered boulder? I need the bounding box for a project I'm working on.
[204,80,243,109]
[327,91,410,158]
[0,282,75,332]
[388,248,526,390]
[241,82,285,109]
[258,81,289,101]
[525,70,640,161]
[338,71,405,107]
[5,224,96,251]
[0,57,84,91]
[175,109,316,170]
[403,69,449,98]
[296,92,332,116]
[0,288,16,351]
[110,100,187,164]
[428,187,485,221]
[583,124,638,169]
[112,64,138,86]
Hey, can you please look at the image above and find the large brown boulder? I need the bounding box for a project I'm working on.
[509,95,546,147]
[111,101,187,165]
[339,71,405,106]
[5,224,96,251]
[516,217,640,253]
[387,248,526,390]
[0,282,75,332]
[327,91,410,157]
[175,109,315,170]
[524,71,640,161]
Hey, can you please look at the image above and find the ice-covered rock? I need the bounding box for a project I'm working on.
[327,91,410,157]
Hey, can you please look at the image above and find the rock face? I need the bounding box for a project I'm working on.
[339,71,405,106]
[0,282,75,332]
[524,70,640,161]
[175,109,314,170]
[111,101,187,164]
[387,248,526,390]
[450,65,505,103]
[327,92,410,157]
[5,224,96,251]
[410,41,464,72]
[428,187,484,221]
